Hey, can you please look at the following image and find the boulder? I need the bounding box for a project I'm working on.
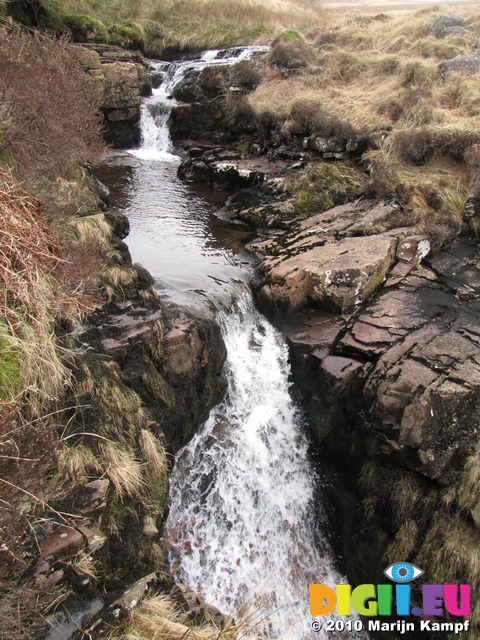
[439,50,480,79]
[257,232,398,314]
[427,14,472,39]
[178,150,288,192]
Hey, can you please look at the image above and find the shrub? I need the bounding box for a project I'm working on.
[230,60,262,92]
[229,96,258,133]
[288,99,358,140]
[0,26,103,181]
[269,38,313,69]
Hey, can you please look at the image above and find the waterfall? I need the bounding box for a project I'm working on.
[164,292,357,639]
[128,46,269,161]
[117,46,365,639]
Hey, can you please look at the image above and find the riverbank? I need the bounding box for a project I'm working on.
[165,9,480,635]
[2,3,480,638]
[0,28,236,640]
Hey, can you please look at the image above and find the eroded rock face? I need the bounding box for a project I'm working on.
[80,269,227,451]
[287,239,480,482]
[252,200,403,314]
[72,44,150,147]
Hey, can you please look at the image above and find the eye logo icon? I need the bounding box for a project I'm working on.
[384,562,424,583]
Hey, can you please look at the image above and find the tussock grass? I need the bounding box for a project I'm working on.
[444,446,480,513]
[0,167,74,416]
[248,7,480,233]
[417,513,480,627]
[101,442,146,499]
[58,443,103,482]
[139,428,167,483]
[27,0,328,55]
[108,265,138,287]
[71,213,112,246]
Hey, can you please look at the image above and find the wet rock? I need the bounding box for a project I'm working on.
[169,67,202,101]
[439,50,480,79]
[80,287,226,451]
[427,14,472,39]
[179,151,286,191]
[102,61,141,146]
[76,479,110,515]
[257,232,397,314]
[463,170,480,228]
[76,571,228,638]
[80,572,167,637]
[220,182,299,229]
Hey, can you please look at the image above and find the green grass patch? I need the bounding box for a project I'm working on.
[284,162,365,214]
[0,326,20,401]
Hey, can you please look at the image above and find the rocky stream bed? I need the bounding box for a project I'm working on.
[37,38,480,639]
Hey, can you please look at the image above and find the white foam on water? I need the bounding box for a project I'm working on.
[165,292,363,639]
[128,46,269,161]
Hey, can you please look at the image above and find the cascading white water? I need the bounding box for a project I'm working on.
[129,46,269,161]
[111,47,366,639]
[164,292,361,639]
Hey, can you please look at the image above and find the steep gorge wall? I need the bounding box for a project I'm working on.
[169,62,480,636]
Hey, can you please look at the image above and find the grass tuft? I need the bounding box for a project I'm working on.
[101,442,146,500]
[139,429,167,484]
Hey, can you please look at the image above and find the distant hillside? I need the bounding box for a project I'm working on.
[4,0,327,56]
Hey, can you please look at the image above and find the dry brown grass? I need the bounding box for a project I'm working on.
[111,594,219,639]
[101,443,146,500]
[57,443,103,483]
[0,167,74,415]
[108,590,272,640]
[0,24,102,181]
[139,429,167,484]
[248,6,480,233]
[40,0,329,55]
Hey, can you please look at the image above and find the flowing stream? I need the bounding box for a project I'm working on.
[98,48,361,639]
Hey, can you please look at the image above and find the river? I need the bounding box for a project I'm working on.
[97,48,361,640]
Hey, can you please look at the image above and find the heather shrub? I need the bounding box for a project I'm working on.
[0,26,103,180]
[230,60,262,92]
[287,99,358,140]
[269,38,313,69]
